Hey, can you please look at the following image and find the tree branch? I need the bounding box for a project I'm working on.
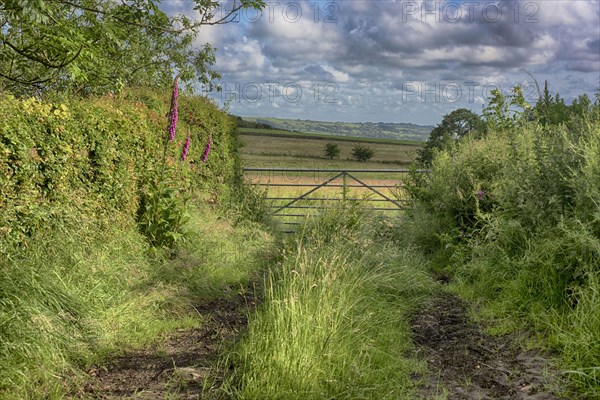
[47,0,250,32]
[0,69,52,85]
[4,39,83,69]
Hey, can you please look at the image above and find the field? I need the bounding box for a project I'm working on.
[240,131,421,167]
[239,127,423,145]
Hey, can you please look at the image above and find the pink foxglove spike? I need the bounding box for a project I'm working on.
[201,131,212,163]
[182,130,191,161]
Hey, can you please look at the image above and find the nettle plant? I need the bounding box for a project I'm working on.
[136,77,212,250]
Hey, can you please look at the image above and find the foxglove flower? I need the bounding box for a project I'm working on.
[201,131,212,163]
[182,131,191,161]
[167,77,179,141]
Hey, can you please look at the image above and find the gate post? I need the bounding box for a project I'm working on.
[342,172,347,201]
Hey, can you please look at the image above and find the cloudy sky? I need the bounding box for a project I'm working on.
[164,0,600,125]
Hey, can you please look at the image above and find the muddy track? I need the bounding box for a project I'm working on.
[74,289,257,399]
[410,292,576,400]
[74,284,579,399]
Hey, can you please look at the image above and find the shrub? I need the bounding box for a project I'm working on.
[323,142,340,159]
[351,145,374,162]
[405,93,600,394]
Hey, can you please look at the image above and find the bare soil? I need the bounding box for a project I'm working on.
[410,292,577,400]
[73,290,256,399]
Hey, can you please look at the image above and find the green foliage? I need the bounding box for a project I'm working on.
[225,181,271,226]
[482,86,532,131]
[0,86,270,397]
[323,142,340,159]
[233,115,277,130]
[136,181,191,249]
[0,89,241,256]
[351,144,374,162]
[405,87,600,395]
[0,198,273,399]
[0,0,265,95]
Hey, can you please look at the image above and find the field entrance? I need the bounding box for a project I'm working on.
[243,168,422,233]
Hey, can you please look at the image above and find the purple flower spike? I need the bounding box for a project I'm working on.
[167,77,179,141]
[477,190,485,200]
[182,131,191,161]
[201,131,212,163]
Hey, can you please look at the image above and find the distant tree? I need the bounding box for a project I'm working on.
[417,108,483,166]
[324,143,340,159]
[352,145,374,162]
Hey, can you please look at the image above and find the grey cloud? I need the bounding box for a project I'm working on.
[566,61,600,73]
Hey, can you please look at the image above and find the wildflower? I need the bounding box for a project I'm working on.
[477,190,485,200]
[167,76,179,141]
[182,130,191,161]
[201,131,212,163]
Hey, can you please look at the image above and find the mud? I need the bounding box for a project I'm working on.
[74,289,256,399]
[411,292,577,400]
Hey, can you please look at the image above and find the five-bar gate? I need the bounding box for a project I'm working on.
[243,168,422,233]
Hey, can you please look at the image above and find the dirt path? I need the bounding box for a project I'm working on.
[74,290,256,399]
[73,284,577,399]
[410,292,575,400]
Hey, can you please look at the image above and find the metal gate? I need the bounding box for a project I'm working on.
[243,168,423,233]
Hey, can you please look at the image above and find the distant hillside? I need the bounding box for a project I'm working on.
[240,116,433,141]
[231,115,278,130]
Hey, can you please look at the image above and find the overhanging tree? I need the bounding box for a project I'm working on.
[0,0,265,95]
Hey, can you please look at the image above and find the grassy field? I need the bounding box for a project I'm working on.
[0,196,274,399]
[239,129,421,232]
[239,127,423,145]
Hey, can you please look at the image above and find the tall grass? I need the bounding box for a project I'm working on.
[224,207,435,399]
[0,199,273,399]
[404,115,600,396]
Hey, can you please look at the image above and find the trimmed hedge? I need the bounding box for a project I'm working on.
[0,89,239,255]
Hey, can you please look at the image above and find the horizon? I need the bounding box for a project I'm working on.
[237,115,437,127]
